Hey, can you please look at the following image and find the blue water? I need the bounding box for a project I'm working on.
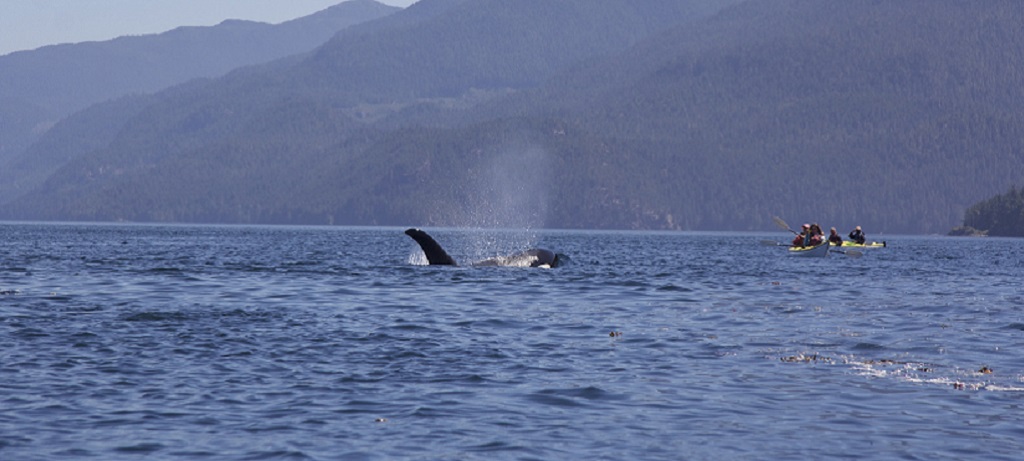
[1,223,1022,460]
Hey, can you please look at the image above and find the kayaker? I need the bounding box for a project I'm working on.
[849,226,866,244]
[828,227,843,246]
[793,224,813,247]
[810,224,824,245]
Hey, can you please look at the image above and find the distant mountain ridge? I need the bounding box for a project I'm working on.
[499,0,1024,231]
[0,0,399,167]
[0,0,734,218]
[3,0,1023,234]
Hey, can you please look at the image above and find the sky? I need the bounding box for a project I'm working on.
[0,0,418,56]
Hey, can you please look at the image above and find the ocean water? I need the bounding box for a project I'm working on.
[1,223,1022,460]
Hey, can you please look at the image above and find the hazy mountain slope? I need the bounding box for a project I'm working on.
[0,0,734,222]
[299,0,741,101]
[0,94,158,203]
[0,0,399,167]
[404,0,1024,232]
[581,0,1024,232]
[5,0,1023,234]
[0,97,49,162]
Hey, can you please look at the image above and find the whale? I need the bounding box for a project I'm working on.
[404,228,562,268]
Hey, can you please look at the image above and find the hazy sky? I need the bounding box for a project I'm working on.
[0,0,418,56]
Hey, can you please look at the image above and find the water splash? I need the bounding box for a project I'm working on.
[465,144,550,229]
[442,144,553,260]
[407,250,429,266]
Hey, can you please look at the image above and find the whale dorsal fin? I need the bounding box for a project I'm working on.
[404,228,458,265]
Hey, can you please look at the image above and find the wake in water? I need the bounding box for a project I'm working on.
[780,353,1024,392]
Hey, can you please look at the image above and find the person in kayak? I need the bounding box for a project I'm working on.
[848,226,866,244]
[792,224,817,247]
[791,224,808,247]
[828,227,843,246]
[810,224,824,244]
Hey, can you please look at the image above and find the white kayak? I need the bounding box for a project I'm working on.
[787,241,830,257]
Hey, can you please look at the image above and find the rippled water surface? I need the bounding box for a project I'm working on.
[2,223,1022,460]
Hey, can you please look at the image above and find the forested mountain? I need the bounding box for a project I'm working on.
[494,0,1024,232]
[0,0,737,227]
[951,186,1024,237]
[0,0,399,170]
[3,0,1023,235]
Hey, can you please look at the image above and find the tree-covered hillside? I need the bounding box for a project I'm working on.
[951,186,1024,237]
[1,0,736,226]
[512,0,1024,232]
[2,0,1023,234]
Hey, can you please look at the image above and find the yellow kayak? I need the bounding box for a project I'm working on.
[840,241,886,248]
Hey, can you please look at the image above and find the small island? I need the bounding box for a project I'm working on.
[950,186,1024,237]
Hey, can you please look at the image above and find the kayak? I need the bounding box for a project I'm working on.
[788,241,830,257]
[840,241,886,248]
